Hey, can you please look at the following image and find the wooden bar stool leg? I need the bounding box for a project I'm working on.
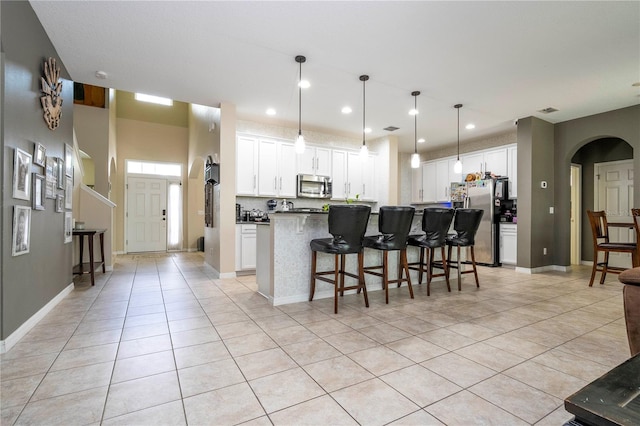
[418,247,425,284]
[383,251,389,304]
[99,232,106,273]
[441,246,451,292]
[427,248,434,296]
[340,254,346,297]
[334,255,340,314]
[88,234,95,286]
[309,251,317,301]
[359,251,369,308]
[457,245,462,291]
[401,249,414,299]
[470,246,480,287]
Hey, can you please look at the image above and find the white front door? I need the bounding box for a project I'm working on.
[595,160,634,268]
[127,176,167,253]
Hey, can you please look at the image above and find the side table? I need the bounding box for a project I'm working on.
[72,229,106,286]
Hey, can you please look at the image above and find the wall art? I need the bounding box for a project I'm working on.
[33,173,45,210]
[12,206,31,256]
[13,148,32,200]
[40,57,63,130]
[34,143,46,167]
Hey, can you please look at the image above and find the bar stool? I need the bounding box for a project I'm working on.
[446,208,484,291]
[408,208,455,296]
[363,206,416,304]
[309,205,371,314]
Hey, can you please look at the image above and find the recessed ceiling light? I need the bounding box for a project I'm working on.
[364,127,372,134]
[95,71,107,79]
[134,93,173,106]
[298,80,310,89]
[418,138,426,143]
[266,108,276,116]
[465,123,476,130]
[633,82,640,87]
[408,108,418,116]
[341,106,352,114]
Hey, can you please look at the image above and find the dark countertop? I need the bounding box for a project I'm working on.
[564,353,640,425]
[236,221,270,225]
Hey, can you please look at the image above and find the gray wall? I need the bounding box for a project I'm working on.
[1,1,74,339]
[554,105,640,267]
[571,138,633,261]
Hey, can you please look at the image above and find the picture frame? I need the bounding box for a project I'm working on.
[64,144,73,177]
[45,156,56,199]
[34,143,46,167]
[33,173,45,210]
[12,206,31,256]
[56,194,64,213]
[57,158,65,189]
[65,177,73,209]
[64,212,73,244]
[13,148,32,200]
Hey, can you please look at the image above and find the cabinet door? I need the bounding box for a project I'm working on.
[241,233,257,269]
[314,147,332,176]
[297,148,316,175]
[461,152,484,177]
[361,154,376,201]
[235,225,242,270]
[500,226,517,264]
[347,152,363,199]
[277,142,297,197]
[508,145,517,198]
[484,148,508,177]
[236,136,258,195]
[258,139,278,196]
[331,150,347,199]
[422,162,437,202]
[436,159,451,201]
[411,166,423,203]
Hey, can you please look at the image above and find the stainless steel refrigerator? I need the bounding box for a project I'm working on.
[465,179,499,266]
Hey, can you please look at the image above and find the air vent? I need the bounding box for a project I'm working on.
[383,126,399,132]
[538,107,558,114]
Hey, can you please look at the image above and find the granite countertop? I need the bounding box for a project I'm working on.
[236,220,271,225]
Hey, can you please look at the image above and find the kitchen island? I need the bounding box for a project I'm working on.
[256,210,422,306]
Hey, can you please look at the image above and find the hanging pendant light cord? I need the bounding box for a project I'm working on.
[414,93,418,154]
[298,60,302,136]
[455,103,462,160]
[362,78,366,144]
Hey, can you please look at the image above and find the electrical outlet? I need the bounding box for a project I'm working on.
[549,206,554,214]
[543,247,547,255]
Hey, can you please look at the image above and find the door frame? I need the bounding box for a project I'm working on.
[570,163,581,265]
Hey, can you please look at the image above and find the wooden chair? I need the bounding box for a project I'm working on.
[587,210,638,286]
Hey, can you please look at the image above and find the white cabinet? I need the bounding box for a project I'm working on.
[236,136,259,196]
[413,158,458,203]
[508,145,517,198]
[242,138,295,198]
[421,161,437,202]
[483,148,508,177]
[435,158,460,201]
[499,224,517,265]
[236,224,257,271]
[461,152,484,177]
[298,146,331,177]
[411,166,423,203]
[332,150,376,201]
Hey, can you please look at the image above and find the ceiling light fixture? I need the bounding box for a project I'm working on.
[266,108,276,116]
[410,91,421,169]
[465,123,475,130]
[359,75,369,158]
[418,138,426,143]
[453,104,463,174]
[341,106,352,114]
[295,55,306,154]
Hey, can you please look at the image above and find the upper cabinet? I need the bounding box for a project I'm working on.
[236,134,297,198]
[331,150,377,201]
[483,147,508,177]
[508,145,517,198]
[297,146,331,177]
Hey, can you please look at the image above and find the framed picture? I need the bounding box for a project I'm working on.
[56,194,64,213]
[13,148,32,200]
[34,143,46,167]
[45,156,56,199]
[12,206,31,256]
[57,158,65,189]
[33,173,45,210]
[64,144,73,177]
[65,177,73,209]
[64,212,73,244]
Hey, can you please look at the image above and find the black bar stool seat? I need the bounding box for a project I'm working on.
[363,206,415,304]
[309,205,371,314]
[446,208,484,290]
[408,208,455,296]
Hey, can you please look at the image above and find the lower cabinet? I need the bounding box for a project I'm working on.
[499,224,517,265]
[236,224,257,271]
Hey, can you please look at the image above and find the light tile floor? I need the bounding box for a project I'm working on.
[0,253,632,425]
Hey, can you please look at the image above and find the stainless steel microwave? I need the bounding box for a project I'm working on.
[297,174,332,198]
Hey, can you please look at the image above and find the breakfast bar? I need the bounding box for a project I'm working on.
[256,210,422,306]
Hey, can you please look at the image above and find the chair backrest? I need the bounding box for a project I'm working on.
[587,210,609,244]
[328,205,371,248]
[378,206,416,250]
[452,209,484,245]
[422,208,455,247]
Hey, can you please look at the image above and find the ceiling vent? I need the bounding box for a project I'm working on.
[538,107,558,114]
[383,126,400,132]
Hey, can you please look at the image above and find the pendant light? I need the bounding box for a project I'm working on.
[294,55,306,154]
[453,103,463,174]
[410,91,421,169]
[359,75,369,158]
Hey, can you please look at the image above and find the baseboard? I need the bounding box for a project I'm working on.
[105,265,113,272]
[0,282,75,354]
[515,265,571,274]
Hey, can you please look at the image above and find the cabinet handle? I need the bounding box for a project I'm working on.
[348,183,351,194]
[279,177,282,190]
[311,158,314,170]
[253,175,256,189]
[344,183,347,194]
[362,184,366,195]
[274,177,277,190]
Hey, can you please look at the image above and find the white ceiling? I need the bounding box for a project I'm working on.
[30,1,640,153]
